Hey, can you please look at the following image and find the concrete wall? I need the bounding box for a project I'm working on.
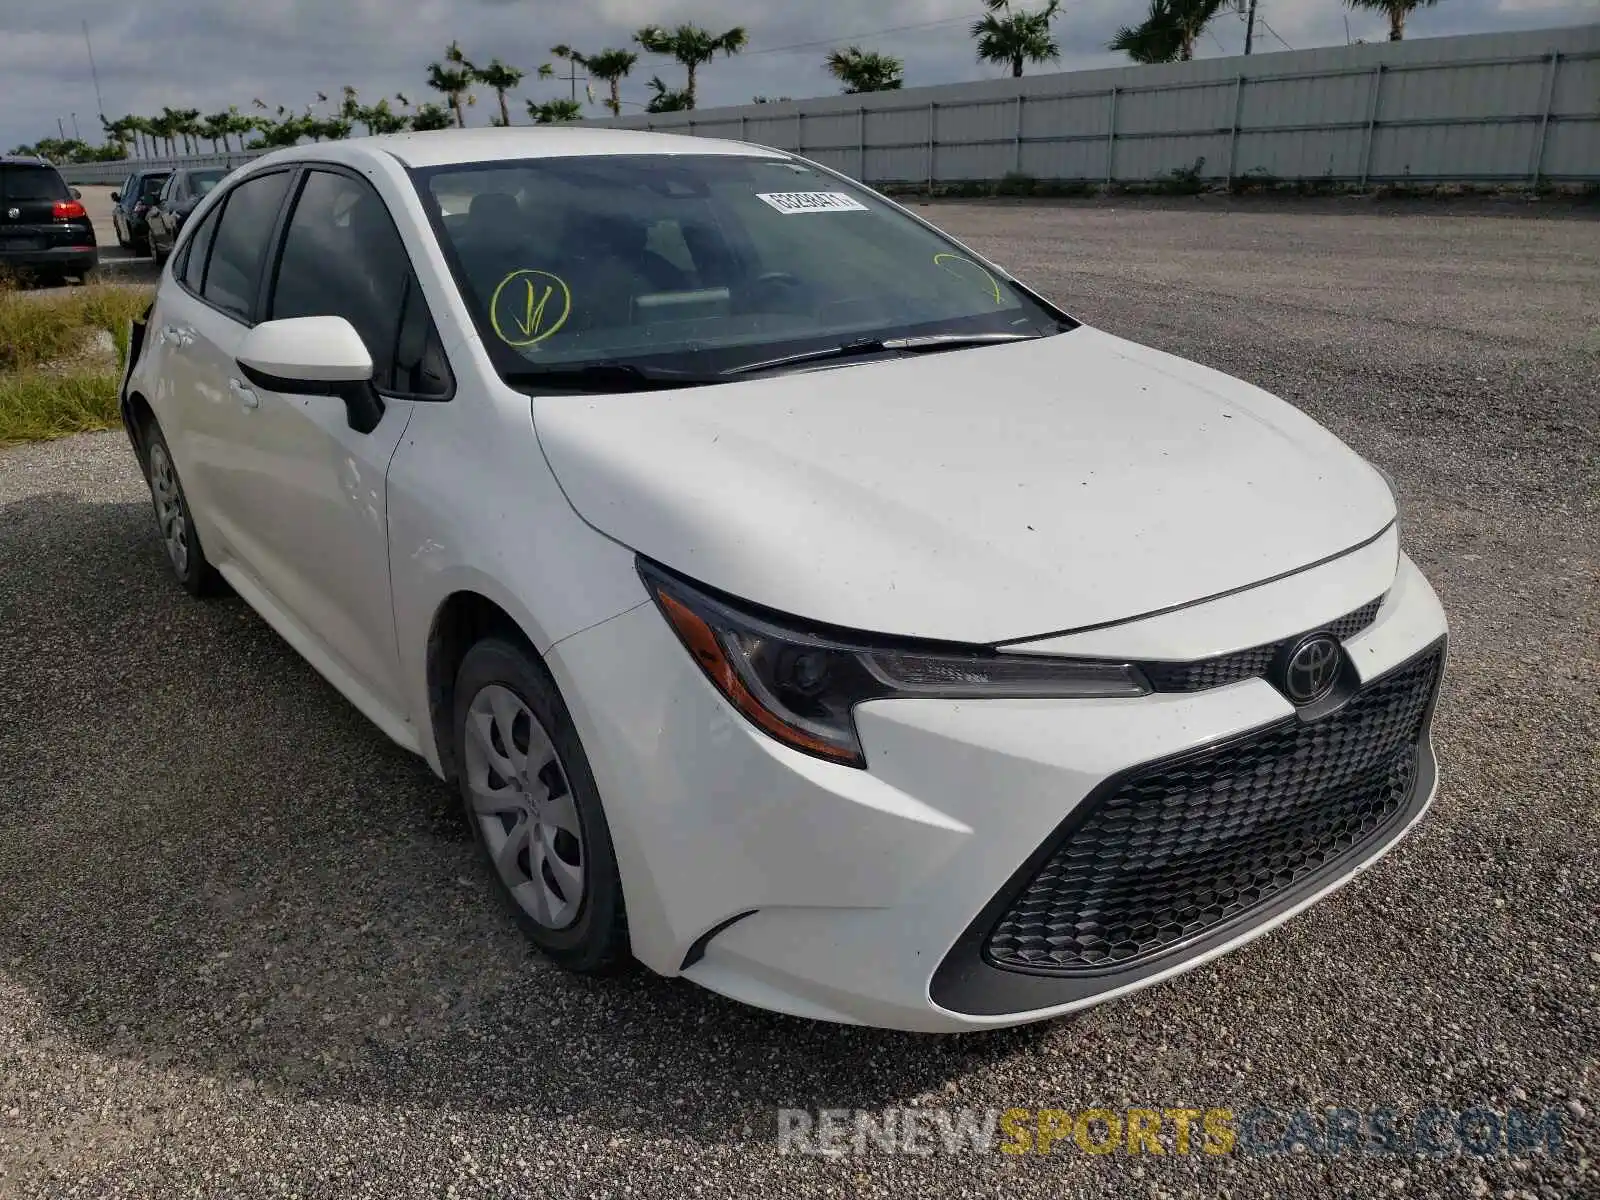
[60,27,1600,188]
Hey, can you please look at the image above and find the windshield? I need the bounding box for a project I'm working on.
[190,169,226,196]
[139,174,170,200]
[411,154,1071,388]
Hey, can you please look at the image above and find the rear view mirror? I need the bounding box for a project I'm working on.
[236,316,385,434]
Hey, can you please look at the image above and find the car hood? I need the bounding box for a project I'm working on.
[532,327,1395,645]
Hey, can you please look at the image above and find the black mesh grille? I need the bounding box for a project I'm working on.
[1141,596,1384,693]
[986,643,1442,975]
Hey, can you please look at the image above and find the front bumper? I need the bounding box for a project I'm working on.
[545,551,1448,1032]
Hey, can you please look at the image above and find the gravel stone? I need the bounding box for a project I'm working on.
[1,197,1596,1198]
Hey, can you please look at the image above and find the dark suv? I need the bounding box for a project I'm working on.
[0,156,97,283]
[110,169,171,253]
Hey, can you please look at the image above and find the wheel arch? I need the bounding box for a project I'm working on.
[425,590,542,785]
[122,389,157,464]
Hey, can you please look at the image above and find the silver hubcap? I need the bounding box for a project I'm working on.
[147,443,189,576]
[463,684,585,930]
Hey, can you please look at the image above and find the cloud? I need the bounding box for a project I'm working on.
[2,0,1591,150]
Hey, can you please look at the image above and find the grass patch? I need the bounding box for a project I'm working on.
[0,281,151,373]
[0,370,122,447]
[0,279,151,446]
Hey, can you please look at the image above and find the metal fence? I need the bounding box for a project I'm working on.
[60,26,1599,188]
[605,26,1600,186]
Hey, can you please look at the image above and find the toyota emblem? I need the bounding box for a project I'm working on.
[1278,634,1342,705]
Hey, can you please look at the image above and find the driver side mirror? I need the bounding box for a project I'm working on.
[110,191,121,203]
[70,187,82,199]
[236,316,386,434]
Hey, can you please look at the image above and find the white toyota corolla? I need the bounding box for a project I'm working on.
[120,128,1447,1032]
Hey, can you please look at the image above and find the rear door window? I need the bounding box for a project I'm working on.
[180,202,224,292]
[200,170,291,322]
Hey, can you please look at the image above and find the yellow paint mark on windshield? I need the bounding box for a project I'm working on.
[933,253,1003,305]
[490,269,573,347]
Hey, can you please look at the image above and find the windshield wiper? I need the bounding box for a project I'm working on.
[502,362,724,394]
[722,331,1043,377]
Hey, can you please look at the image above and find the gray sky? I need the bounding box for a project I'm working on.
[3,0,1592,151]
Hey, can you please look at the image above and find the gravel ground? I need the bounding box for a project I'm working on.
[1,198,1597,1198]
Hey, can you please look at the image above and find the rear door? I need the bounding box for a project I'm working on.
[161,169,294,559]
[0,162,70,253]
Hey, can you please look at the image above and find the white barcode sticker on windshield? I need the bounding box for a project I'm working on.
[755,191,869,215]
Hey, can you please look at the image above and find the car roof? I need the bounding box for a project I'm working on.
[0,155,56,167]
[249,127,782,173]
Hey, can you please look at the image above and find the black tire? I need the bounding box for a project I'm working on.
[453,637,629,973]
[138,419,223,598]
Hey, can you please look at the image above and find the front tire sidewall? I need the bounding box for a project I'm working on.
[453,638,628,972]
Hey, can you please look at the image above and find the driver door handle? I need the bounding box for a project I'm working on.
[228,378,259,410]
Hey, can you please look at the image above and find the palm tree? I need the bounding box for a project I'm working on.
[825,47,904,93]
[471,58,526,126]
[581,49,638,117]
[634,24,747,110]
[1110,0,1230,63]
[412,102,454,131]
[124,115,148,158]
[527,99,583,124]
[200,112,231,152]
[175,108,203,154]
[148,110,175,156]
[101,114,132,158]
[427,40,476,127]
[1346,0,1439,41]
[972,0,1061,78]
[224,107,254,152]
[644,77,693,113]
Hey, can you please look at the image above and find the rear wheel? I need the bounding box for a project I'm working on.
[140,420,222,597]
[453,638,629,973]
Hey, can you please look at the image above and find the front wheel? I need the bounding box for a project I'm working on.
[453,638,629,973]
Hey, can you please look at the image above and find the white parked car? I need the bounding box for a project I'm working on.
[120,129,1447,1032]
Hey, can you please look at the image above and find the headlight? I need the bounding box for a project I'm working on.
[638,559,1149,768]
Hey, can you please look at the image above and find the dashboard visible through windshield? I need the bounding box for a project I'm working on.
[409,153,1072,390]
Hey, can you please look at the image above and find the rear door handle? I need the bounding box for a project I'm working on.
[228,378,259,409]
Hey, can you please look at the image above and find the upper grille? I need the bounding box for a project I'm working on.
[986,642,1443,975]
[1141,596,1384,693]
